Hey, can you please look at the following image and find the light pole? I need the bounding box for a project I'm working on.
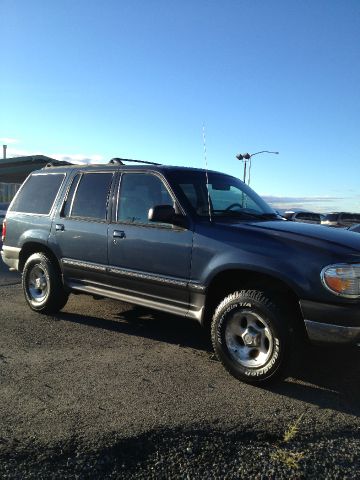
[236,150,279,185]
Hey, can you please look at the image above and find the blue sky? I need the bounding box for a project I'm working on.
[1,0,359,212]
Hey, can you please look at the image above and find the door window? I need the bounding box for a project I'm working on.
[70,172,113,220]
[118,173,173,224]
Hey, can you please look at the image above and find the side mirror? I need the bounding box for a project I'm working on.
[148,205,176,223]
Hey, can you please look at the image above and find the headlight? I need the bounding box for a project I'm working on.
[321,264,360,298]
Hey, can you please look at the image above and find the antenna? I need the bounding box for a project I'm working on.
[202,124,212,222]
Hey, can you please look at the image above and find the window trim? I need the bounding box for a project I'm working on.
[60,172,81,218]
[8,172,66,217]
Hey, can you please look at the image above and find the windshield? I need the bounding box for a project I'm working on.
[168,170,278,219]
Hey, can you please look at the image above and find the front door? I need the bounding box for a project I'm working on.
[108,172,193,314]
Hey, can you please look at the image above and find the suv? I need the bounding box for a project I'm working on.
[2,159,360,384]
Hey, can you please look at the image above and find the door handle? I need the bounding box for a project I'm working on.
[113,230,126,239]
[55,224,65,232]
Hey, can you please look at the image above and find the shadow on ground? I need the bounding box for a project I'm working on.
[56,304,360,416]
[1,427,359,479]
[57,305,210,351]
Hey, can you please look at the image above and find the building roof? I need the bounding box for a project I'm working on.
[0,155,72,183]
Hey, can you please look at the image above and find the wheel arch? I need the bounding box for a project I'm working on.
[19,242,62,274]
[202,268,304,333]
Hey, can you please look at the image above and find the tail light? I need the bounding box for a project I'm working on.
[1,219,6,242]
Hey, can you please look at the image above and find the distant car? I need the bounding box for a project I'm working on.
[283,211,323,224]
[348,224,360,233]
[0,203,9,235]
[321,212,360,228]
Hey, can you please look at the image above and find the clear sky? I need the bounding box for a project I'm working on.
[1,0,359,212]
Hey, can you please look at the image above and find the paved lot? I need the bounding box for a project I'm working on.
[0,254,359,478]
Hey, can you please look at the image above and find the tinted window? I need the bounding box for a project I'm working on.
[324,214,338,221]
[118,173,173,224]
[62,174,81,217]
[71,173,113,220]
[297,213,314,221]
[10,173,65,214]
[295,213,320,222]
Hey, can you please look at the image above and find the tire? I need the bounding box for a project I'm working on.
[22,252,69,314]
[211,290,292,385]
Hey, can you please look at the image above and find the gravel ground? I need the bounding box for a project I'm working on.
[0,258,359,478]
[1,428,359,479]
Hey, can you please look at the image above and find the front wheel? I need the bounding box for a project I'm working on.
[22,252,69,314]
[211,290,292,384]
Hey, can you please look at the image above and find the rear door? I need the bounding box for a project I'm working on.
[49,170,115,285]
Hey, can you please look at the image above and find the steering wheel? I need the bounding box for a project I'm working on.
[225,203,243,211]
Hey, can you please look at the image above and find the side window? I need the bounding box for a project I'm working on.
[118,173,173,224]
[70,172,113,220]
[10,173,65,215]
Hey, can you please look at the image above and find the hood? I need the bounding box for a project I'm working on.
[219,219,360,253]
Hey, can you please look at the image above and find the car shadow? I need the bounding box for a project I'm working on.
[56,304,360,416]
[57,304,210,352]
[270,344,360,417]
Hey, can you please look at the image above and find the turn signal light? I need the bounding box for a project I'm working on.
[321,264,360,298]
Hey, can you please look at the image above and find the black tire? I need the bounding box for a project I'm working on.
[22,252,69,314]
[211,290,292,385]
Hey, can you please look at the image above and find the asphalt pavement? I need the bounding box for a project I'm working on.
[0,253,359,478]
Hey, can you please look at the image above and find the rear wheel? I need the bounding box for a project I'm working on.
[22,253,69,314]
[211,290,292,384]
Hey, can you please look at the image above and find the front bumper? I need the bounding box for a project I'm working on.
[300,299,360,345]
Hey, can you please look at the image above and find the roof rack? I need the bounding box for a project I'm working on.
[108,157,161,166]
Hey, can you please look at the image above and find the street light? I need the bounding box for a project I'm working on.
[236,150,279,185]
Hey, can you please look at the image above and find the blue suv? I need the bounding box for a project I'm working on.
[2,158,360,384]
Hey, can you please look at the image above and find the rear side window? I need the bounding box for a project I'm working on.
[10,173,65,215]
[70,172,113,220]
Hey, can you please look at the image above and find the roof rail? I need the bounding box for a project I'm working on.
[108,157,161,166]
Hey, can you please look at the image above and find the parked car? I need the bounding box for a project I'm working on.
[283,210,323,224]
[2,160,360,385]
[321,212,360,228]
[0,203,9,235]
